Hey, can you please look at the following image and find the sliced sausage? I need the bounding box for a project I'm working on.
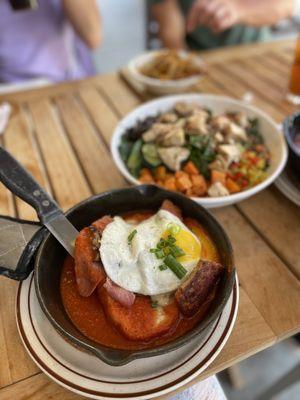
[98,287,179,341]
[161,199,182,220]
[92,215,113,233]
[74,215,112,297]
[175,260,224,317]
[74,227,106,297]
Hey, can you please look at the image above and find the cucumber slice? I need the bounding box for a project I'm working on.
[142,144,161,167]
[127,139,143,177]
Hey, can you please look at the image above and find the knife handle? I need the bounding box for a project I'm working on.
[0,147,61,224]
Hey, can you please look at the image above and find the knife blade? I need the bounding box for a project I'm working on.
[45,212,79,257]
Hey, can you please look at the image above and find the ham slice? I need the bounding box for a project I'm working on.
[161,199,182,220]
[103,278,135,308]
[74,215,112,297]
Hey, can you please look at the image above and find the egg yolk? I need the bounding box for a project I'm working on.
[162,229,201,262]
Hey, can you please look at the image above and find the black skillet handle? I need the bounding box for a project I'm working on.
[0,215,46,281]
[0,147,60,224]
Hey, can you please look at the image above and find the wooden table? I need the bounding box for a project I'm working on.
[0,39,300,400]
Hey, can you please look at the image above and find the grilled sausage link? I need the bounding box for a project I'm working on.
[175,260,224,317]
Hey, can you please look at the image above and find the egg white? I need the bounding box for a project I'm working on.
[100,210,201,295]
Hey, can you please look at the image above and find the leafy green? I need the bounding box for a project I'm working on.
[247,118,264,145]
[127,139,143,177]
[187,135,216,179]
[119,137,133,163]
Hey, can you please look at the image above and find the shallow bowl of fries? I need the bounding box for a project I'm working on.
[128,50,206,95]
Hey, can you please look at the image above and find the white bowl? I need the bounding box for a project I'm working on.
[128,50,205,96]
[111,94,288,208]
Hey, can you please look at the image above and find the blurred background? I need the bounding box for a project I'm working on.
[94,0,300,73]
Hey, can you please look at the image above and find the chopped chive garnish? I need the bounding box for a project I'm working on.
[157,238,166,249]
[169,244,185,258]
[155,250,165,259]
[150,231,186,278]
[159,264,168,271]
[127,229,137,245]
[167,223,181,235]
[167,235,176,244]
[164,254,187,279]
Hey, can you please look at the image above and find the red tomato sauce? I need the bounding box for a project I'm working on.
[60,213,220,350]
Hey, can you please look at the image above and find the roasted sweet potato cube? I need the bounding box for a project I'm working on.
[191,174,208,196]
[175,173,192,192]
[183,161,199,175]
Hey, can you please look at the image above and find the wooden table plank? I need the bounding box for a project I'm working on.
[55,94,125,193]
[0,373,83,400]
[202,65,286,121]
[3,108,52,220]
[0,278,39,389]
[78,87,119,147]
[259,51,292,75]
[238,57,288,94]
[28,99,91,209]
[237,187,300,279]
[271,50,294,65]
[213,206,300,338]
[97,73,141,117]
[200,39,295,63]
[0,183,14,215]
[219,61,294,114]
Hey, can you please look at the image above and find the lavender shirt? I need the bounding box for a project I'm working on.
[0,0,95,83]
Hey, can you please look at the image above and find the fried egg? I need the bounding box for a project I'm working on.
[100,210,201,295]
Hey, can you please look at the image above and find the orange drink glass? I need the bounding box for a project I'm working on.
[287,36,300,105]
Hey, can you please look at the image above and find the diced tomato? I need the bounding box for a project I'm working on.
[233,172,243,180]
[250,156,259,165]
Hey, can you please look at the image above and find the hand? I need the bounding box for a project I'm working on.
[186,0,242,34]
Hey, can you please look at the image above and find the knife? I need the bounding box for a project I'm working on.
[0,147,78,256]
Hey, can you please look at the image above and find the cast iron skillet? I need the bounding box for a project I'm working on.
[0,148,235,366]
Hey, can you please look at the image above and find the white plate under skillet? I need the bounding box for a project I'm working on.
[16,273,239,400]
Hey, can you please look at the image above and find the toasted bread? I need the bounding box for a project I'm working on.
[98,287,179,341]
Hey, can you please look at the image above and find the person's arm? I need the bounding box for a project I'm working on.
[151,0,186,49]
[62,0,102,49]
[187,0,295,34]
